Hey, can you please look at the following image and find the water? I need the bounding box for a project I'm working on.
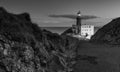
[42,27,69,34]
[42,27,101,34]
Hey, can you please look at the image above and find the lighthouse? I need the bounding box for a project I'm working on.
[76,11,82,34]
[71,11,94,39]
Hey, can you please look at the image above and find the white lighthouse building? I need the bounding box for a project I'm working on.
[81,25,94,39]
[72,11,94,39]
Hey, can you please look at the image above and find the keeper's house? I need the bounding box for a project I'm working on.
[81,25,94,39]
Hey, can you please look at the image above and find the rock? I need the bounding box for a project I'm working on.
[61,27,73,35]
[91,17,120,44]
[0,7,79,72]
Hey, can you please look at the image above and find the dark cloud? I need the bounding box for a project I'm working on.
[49,14,99,20]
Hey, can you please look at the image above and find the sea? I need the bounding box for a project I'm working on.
[42,27,101,35]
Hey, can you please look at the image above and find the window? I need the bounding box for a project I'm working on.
[89,26,91,28]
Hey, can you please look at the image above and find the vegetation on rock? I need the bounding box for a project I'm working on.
[91,17,120,44]
[0,7,79,72]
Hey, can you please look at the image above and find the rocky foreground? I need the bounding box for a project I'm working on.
[1,6,120,72]
[0,7,80,72]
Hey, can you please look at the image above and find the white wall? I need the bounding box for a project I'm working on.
[81,25,94,39]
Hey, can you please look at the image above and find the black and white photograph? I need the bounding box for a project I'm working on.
[0,0,120,72]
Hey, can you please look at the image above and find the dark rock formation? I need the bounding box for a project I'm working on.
[91,17,120,44]
[61,27,73,35]
[0,7,79,72]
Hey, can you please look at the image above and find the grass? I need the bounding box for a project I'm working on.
[74,41,120,72]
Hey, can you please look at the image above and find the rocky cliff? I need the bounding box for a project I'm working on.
[91,17,120,44]
[0,7,79,72]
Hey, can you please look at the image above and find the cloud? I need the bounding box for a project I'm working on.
[48,14,99,20]
[34,20,61,24]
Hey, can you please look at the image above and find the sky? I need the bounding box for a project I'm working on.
[0,0,120,27]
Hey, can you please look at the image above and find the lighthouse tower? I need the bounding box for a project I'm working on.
[71,11,94,39]
[76,11,82,34]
